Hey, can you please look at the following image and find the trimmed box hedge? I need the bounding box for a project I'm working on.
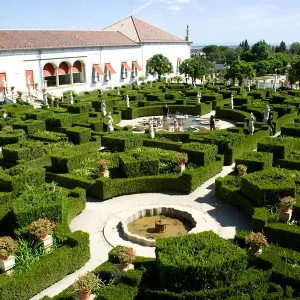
[66,126,91,144]
[155,231,247,291]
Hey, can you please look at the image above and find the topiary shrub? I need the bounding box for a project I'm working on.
[155,231,247,292]
[12,119,45,134]
[240,168,296,206]
[102,132,143,152]
[66,126,91,144]
[0,129,26,146]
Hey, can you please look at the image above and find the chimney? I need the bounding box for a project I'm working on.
[185,25,190,42]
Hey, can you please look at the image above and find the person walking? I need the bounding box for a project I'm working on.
[210,115,216,131]
[267,115,274,136]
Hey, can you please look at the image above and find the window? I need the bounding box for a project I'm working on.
[104,64,116,81]
[132,61,142,78]
[121,62,131,79]
[72,61,85,84]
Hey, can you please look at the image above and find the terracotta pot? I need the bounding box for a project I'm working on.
[41,234,53,251]
[280,206,292,221]
[49,186,56,192]
[99,168,109,178]
[79,290,91,300]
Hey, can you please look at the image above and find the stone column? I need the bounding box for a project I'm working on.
[55,68,59,87]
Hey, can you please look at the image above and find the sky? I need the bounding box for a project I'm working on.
[0,0,300,45]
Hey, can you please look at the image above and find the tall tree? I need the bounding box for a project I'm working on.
[202,45,221,61]
[179,57,213,84]
[279,41,287,52]
[290,42,300,55]
[224,60,255,85]
[147,54,173,80]
[288,60,300,84]
[251,40,271,61]
[239,40,250,52]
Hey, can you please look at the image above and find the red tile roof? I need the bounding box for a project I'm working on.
[104,16,187,44]
[0,30,137,51]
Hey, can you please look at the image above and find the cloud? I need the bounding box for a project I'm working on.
[132,0,157,15]
[176,0,191,3]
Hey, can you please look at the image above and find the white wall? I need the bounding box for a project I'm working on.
[0,42,190,97]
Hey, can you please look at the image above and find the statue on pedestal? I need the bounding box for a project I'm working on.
[196,92,201,104]
[263,105,270,123]
[162,104,169,119]
[148,119,155,138]
[117,87,120,96]
[70,93,74,105]
[248,113,255,135]
[107,112,114,132]
[101,100,107,117]
[229,94,234,109]
[125,95,130,108]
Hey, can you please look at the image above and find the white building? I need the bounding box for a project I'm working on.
[0,16,191,97]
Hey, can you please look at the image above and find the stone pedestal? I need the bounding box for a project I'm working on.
[247,245,262,260]
[279,207,292,221]
[119,263,134,272]
[76,291,95,300]
[155,219,167,233]
[176,164,185,173]
[41,234,53,251]
[99,169,109,178]
[0,256,15,273]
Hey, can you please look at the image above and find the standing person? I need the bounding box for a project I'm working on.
[267,114,274,136]
[210,115,216,131]
[162,104,169,119]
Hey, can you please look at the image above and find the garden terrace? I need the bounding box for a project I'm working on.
[0,81,300,299]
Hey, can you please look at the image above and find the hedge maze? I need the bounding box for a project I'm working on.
[1,81,300,299]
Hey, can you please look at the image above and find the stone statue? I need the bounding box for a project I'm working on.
[70,93,74,105]
[248,113,255,135]
[125,95,130,108]
[42,90,47,105]
[229,94,234,109]
[247,80,251,92]
[162,104,169,119]
[101,100,107,117]
[196,92,201,104]
[2,79,7,95]
[117,87,120,96]
[263,105,270,123]
[193,82,196,89]
[148,119,155,138]
[107,112,114,132]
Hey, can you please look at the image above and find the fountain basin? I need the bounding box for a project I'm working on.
[118,205,220,247]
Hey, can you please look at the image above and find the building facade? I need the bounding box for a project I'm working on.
[0,16,191,97]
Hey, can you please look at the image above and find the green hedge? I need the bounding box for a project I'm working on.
[12,119,46,134]
[155,231,247,291]
[26,109,54,120]
[2,140,45,163]
[66,126,91,144]
[102,132,143,152]
[180,143,218,167]
[281,123,300,137]
[0,129,26,146]
[0,231,90,300]
[240,168,296,206]
[215,175,255,216]
[235,151,273,173]
[215,106,249,122]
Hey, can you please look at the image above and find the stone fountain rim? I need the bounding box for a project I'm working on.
[119,204,215,247]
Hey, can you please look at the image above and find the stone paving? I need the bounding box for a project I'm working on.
[31,163,251,299]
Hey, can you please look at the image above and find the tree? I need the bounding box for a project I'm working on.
[224,60,255,85]
[239,40,250,52]
[290,42,300,55]
[251,40,271,61]
[202,45,221,61]
[288,60,300,84]
[147,54,173,80]
[179,57,213,84]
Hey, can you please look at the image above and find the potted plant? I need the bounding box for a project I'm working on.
[47,181,57,192]
[96,159,110,177]
[0,236,19,273]
[0,109,7,119]
[280,196,296,221]
[28,217,56,250]
[116,246,136,272]
[245,232,269,256]
[236,164,247,177]
[173,152,188,173]
[2,125,12,131]
[73,272,101,300]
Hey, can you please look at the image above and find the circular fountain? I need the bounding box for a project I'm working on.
[104,205,221,247]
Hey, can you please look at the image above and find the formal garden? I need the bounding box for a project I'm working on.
[0,79,300,300]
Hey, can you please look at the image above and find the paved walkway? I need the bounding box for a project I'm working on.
[31,163,251,299]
